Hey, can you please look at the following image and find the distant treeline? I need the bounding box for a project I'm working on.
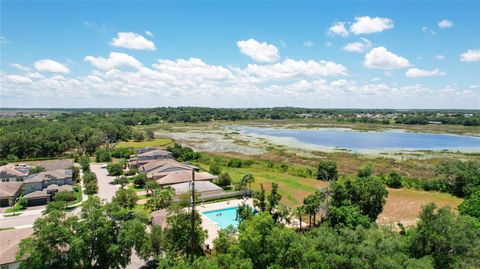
[1,107,479,160]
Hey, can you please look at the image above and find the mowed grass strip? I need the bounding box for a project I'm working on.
[116,138,173,148]
[196,162,327,207]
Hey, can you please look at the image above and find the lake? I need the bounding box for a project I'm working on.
[233,126,480,152]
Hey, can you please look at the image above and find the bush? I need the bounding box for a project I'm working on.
[357,163,373,178]
[133,131,145,142]
[215,172,232,188]
[53,191,77,202]
[111,147,134,159]
[113,176,129,187]
[95,148,111,163]
[317,160,338,181]
[70,166,80,183]
[167,143,200,162]
[79,155,90,171]
[279,164,289,173]
[83,171,97,184]
[133,173,147,188]
[386,171,403,188]
[107,162,124,176]
[209,162,222,175]
[227,158,243,168]
[125,168,138,176]
[85,182,98,195]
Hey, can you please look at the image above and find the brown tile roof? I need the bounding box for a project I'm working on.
[0,227,34,265]
[0,182,23,198]
[25,169,72,183]
[24,190,49,199]
[0,164,30,178]
[37,160,73,171]
[170,181,223,196]
[137,149,172,158]
[140,159,182,173]
[156,171,216,186]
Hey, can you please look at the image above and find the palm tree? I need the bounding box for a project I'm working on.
[242,173,255,197]
[236,202,255,222]
[295,206,305,231]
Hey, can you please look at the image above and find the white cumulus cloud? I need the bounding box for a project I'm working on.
[328,22,349,37]
[85,52,143,70]
[460,49,480,62]
[343,38,372,53]
[6,74,33,84]
[34,59,70,74]
[236,39,280,63]
[350,16,394,34]
[406,68,445,77]
[435,54,445,60]
[438,19,454,29]
[111,32,156,50]
[364,47,411,70]
[245,59,347,81]
[10,63,31,71]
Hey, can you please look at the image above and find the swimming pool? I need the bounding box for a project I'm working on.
[202,207,239,229]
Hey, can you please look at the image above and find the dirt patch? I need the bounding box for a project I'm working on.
[377,188,463,226]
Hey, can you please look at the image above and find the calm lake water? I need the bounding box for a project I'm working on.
[235,126,480,152]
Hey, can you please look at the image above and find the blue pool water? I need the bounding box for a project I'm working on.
[202,207,240,229]
[235,126,480,152]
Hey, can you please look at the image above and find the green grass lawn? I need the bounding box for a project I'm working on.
[116,138,173,149]
[195,161,327,207]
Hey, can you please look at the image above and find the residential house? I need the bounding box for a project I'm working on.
[0,182,23,207]
[23,169,73,206]
[156,170,217,187]
[0,164,32,182]
[138,159,196,179]
[127,147,173,168]
[37,159,73,171]
[0,227,34,269]
[170,181,224,197]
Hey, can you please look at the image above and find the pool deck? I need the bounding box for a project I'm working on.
[197,198,253,247]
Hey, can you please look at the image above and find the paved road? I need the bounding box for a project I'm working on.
[90,163,119,202]
[0,212,40,229]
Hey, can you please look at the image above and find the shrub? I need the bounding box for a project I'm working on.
[85,182,98,195]
[133,173,147,188]
[107,162,124,176]
[386,171,403,188]
[227,158,243,168]
[79,155,90,171]
[133,131,145,142]
[70,166,80,183]
[357,163,373,178]
[111,147,134,159]
[215,172,232,188]
[125,168,138,176]
[53,191,77,202]
[317,160,338,181]
[95,148,111,163]
[209,162,222,175]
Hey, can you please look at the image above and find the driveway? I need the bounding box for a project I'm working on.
[90,163,119,202]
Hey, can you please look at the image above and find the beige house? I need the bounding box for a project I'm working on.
[156,170,217,187]
[170,181,224,197]
[0,182,23,207]
[138,159,196,180]
[0,227,33,269]
[0,164,31,183]
[23,169,73,206]
[127,147,173,168]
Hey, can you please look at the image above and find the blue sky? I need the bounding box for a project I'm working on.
[1,1,479,108]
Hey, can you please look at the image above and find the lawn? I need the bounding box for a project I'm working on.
[195,161,327,207]
[195,160,463,226]
[116,138,173,149]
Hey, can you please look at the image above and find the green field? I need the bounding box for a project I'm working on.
[116,138,173,148]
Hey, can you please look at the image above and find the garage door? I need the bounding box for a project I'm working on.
[27,197,48,206]
[0,198,9,207]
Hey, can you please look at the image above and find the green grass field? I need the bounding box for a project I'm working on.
[116,138,173,148]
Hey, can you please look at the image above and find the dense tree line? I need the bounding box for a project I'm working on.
[1,108,478,160]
